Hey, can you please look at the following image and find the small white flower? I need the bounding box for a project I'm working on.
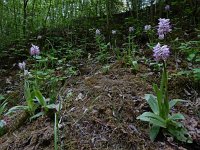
[129,27,134,33]
[95,29,101,35]
[37,35,42,39]
[24,70,32,77]
[112,30,116,35]
[144,25,151,31]
[18,61,26,70]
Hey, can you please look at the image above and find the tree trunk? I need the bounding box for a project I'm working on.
[23,0,29,36]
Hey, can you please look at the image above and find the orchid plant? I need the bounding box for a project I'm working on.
[137,17,191,143]
[137,43,192,143]
[111,29,121,60]
[95,29,109,63]
[124,26,138,72]
[7,44,60,120]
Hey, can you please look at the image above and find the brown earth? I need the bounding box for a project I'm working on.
[0,60,199,150]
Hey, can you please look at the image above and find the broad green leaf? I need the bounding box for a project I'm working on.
[34,88,47,107]
[35,55,42,60]
[168,120,183,128]
[160,68,165,92]
[168,113,185,120]
[0,95,5,101]
[137,112,166,128]
[144,94,159,114]
[167,125,192,143]
[0,101,7,115]
[193,68,200,74]
[187,53,196,61]
[46,104,59,111]
[169,99,186,109]
[6,105,28,115]
[24,81,31,100]
[148,118,166,128]
[150,125,160,141]
[24,81,35,111]
[30,112,45,121]
[153,84,163,116]
[132,61,138,70]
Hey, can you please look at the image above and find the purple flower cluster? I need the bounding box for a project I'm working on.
[30,44,40,56]
[165,5,170,11]
[153,43,170,61]
[157,18,172,40]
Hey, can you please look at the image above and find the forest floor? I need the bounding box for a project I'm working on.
[0,54,199,150]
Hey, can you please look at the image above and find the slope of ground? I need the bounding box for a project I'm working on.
[0,59,199,150]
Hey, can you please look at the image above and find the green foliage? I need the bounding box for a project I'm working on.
[177,68,200,81]
[192,68,200,80]
[0,96,7,117]
[138,93,192,142]
[6,81,37,116]
[129,60,138,72]
[150,62,163,72]
[0,95,5,101]
[6,81,59,120]
[179,40,200,62]
[30,86,60,120]
[102,65,110,74]
[137,62,192,143]
[66,66,78,77]
[0,95,7,132]
[95,34,110,63]
[122,32,139,72]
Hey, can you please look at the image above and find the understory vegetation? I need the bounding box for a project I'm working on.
[0,0,199,149]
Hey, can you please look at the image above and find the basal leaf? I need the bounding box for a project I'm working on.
[167,125,192,143]
[168,113,185,120]
[30,112,45,121]
[137,112,166,128]
[6,105,28,115]
[0,101,7,115]
[144,94,159,114]
[34,88,47,107]
[169,99,186,109]
[150,125,160,141]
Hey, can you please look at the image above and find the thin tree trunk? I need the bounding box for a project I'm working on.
[23,0,29,36]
